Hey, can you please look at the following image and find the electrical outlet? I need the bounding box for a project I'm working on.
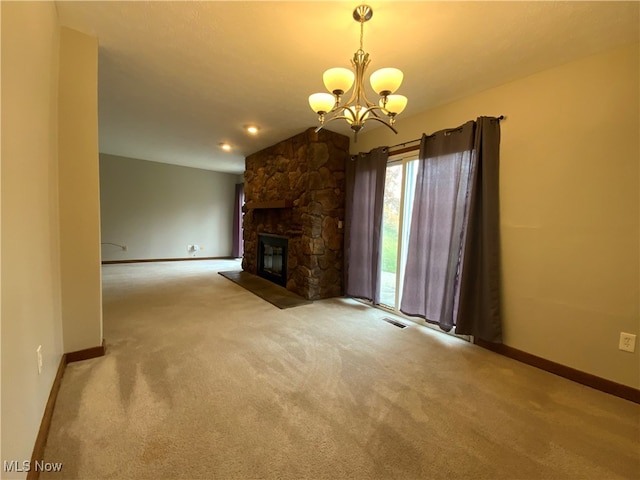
[36,345,43,374]
[618,332,636,353]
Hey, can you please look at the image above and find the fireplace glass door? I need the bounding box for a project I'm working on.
[257,234,288,287]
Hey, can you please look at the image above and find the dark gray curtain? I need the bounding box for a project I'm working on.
[400,117,502,342]
[232,183,244,258]
[345,147,388,302]
[400,121,475,332]
[455,117,502,342]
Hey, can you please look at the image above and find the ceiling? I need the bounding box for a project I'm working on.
[55,1,639,175]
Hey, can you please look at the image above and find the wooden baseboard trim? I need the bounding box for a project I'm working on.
[28,340,106,479]
[27,354,67,480]
[101,256,235,265]
[475,339,640,404]
[66,339,106,363]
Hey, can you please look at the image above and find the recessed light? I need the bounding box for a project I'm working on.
[245,125,259,135]
[219,142,231,151]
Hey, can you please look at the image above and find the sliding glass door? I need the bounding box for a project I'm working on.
[379,163,401,307]
[378,154,419,312]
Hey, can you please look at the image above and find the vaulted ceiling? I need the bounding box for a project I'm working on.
[56,1,639,175]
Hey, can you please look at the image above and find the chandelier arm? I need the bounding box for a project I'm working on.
[333,114,359,122]
[329,109,398,133]
[365,115,399,134]
[317,110,398,135]
[347,50,370,107]
[336,57,360,107]
[361,105,386,118]
[358,87,379,109]
[316,114,348,128]
[328,104,357,121]
[341,85,359,108]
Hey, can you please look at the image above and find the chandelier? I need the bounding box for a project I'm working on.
[308,4,407,140]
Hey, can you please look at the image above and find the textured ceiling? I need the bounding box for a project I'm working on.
[55,1,639,175]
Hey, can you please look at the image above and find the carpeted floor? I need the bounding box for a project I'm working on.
[41,260,640,479]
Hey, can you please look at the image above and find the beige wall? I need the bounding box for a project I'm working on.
[58,27,103,353]
[355,43,640,388]
[99,154,238,261]
[1,2,64,477]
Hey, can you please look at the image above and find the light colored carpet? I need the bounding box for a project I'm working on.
[42,260,640,479]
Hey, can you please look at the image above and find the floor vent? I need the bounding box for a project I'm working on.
[381,317,408,329]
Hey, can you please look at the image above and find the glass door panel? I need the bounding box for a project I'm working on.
[379,163,402,307]
[379,156,419,311]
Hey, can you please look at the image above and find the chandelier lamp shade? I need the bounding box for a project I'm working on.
[309,4,407,139]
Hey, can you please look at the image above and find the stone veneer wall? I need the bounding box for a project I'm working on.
[242,128,349,300]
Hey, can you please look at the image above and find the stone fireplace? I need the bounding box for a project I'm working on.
[242,128,350,300]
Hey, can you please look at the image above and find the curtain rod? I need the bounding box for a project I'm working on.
[387,115,505,155]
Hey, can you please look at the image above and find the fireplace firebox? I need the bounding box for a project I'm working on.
[257,234,288,287]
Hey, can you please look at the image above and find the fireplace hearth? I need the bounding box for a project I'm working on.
[257,234,288,287]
